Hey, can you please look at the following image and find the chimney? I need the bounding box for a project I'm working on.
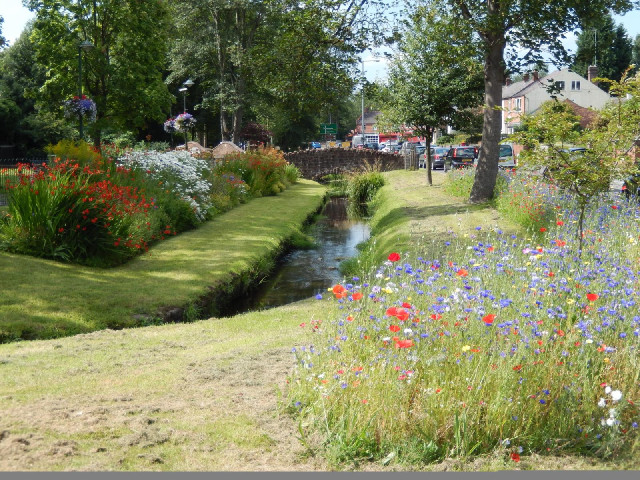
[523,73,530,82]
[588,65,599,83]
[532,70,539,81]
[505,77,512,86]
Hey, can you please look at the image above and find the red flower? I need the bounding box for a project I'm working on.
[511,452,520,462]
[430,314,442,321]
[487,246,494,252]
[395,339,414,349]
[555,240,566,247]
[482,314,496,325]
[402,302,412,309]
[512,364,522,371]
[58,227,64,233]
[457,268,468,277]
[386,307,398,317]
[586,293,599,302]
[352,292,363,301]
[612,205,618,210]
[333,284,345,294]
[540,227,547,232]
[388,252,401,262]
[557,220,564,226]
[395,309,409,321]
[389,324,401,332]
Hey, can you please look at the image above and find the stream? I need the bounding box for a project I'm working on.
[229,196,370,313]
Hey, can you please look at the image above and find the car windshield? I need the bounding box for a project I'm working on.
[499,144,513,157]
[456,147,476,156]
[431,147,449,155]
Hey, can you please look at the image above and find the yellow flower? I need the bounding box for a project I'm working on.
[604,358,610,364]
[567,299,575,304]
[462,345,471,352]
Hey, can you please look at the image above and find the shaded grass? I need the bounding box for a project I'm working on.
[0,180,326,342]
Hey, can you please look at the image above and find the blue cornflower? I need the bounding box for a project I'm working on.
[315,294,323,300]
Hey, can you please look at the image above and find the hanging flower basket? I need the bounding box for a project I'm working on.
[63,95,97,123]
[174,112,196,131]
[164,117,177,133]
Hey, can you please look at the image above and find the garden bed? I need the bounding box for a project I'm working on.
[0,179,326,342]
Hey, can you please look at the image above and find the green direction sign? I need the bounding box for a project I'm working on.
[320,123,337,134]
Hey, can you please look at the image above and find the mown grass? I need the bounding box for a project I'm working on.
[0,179,326,342]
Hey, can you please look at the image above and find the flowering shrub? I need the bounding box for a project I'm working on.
[0,160,163,266]
[288,188,640,464]
[214,147,291,197]
[117,150,212,221]
[63,95,97,123]
[164,117,177,133]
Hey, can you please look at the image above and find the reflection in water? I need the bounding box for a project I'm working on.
[232,197,370,313]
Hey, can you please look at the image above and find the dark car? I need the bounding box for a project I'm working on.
[421,146,450,169]
[363,142,379,150]
[444,145,478,170]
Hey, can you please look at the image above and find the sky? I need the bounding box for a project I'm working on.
[2,0,640,82]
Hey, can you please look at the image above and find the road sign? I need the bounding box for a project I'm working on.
[320,123,337,134]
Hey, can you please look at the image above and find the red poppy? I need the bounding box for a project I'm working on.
[555,240,566,247]
[557,329,565,336]
[395,309,410,321]
[547,271,555,277]
[457,268,468,277]
[352,292,363,301]
[512,364,522,371]
[388,252,401,262]
[395,339,414,349]
[540,227,547,232]
[333,284,346,295]
[511,453,520,462]
[389,324,401,332]
[402,302,412,309]
[586,293,599,302]
[430,314,442,321]
[482,314,496,325]
[386,307,399,317]
[612,205,619,210]
[487,246,494,252]
[557,220,564,226]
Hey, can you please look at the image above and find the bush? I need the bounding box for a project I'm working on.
[347,172,386,207]
[46,140,102,166]
[0,160,160,266]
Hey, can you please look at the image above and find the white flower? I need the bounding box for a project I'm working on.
[606,418,615,427]
[598,398,606,408]
[605,386,612,394]
[610,390,623,402]
[404,328,413,335]
[609,408,617,418]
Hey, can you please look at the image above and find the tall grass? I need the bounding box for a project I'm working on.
[288,172,640,467]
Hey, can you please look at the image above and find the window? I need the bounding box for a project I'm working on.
[571,80,581,90]
[555,81,565,90]
[515,98,522,111]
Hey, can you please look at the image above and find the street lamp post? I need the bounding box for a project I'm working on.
[78,39,94,139]
[180,79,194,147]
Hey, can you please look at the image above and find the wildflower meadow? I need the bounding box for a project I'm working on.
[288,171,640,466]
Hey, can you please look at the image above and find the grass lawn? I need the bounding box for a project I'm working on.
[0,170,633,471]
[0,179,326,342]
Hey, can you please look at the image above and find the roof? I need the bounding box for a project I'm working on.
[563,99,599,129]
[503,76,546,99]
[210,141,244,159]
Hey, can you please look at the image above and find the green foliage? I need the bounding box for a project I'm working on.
[321,173,350,197]
[347,172,385,210]
[572,14,633,88]
[45,140,102,165]
[214,148,289,197]
[27,0,174,142]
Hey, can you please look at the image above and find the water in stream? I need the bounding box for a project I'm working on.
[233,196,370,313]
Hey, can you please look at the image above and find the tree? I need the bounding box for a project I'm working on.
[632,34,640,72]
[510,69,640,252]
[25,0,174,144]
[383,2,483,185]
[571,14,632,89]
[441,0,634,204]
[0,16,6,49]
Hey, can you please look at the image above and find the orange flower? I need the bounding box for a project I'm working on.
[389,324,401,333]
[457,268,468,277]
[352,292,363,301]
[482,314,496,325]
[395,339,414,349]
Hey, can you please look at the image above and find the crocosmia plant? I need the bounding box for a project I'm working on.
[63,95,97,122]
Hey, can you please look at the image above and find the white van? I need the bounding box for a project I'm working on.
[498,143,516,168]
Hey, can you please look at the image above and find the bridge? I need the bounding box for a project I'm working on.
[283,149,413,181]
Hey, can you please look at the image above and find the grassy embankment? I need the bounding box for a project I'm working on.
[0,170,625,471]
[0,179,326,342]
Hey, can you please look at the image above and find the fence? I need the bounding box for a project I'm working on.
[0,158,49,207]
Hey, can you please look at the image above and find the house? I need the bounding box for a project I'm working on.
[352,109,427,145]
[502,67,611,135]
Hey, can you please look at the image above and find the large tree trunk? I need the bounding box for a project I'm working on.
[469,33,505,203]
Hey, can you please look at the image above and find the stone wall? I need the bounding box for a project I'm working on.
[283,149,408,181]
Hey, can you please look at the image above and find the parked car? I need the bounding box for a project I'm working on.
[444,145,478,170]
[421,146,450,169]
[498,143,516,168]
[363,142,379,150]
[310,141,322,149]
